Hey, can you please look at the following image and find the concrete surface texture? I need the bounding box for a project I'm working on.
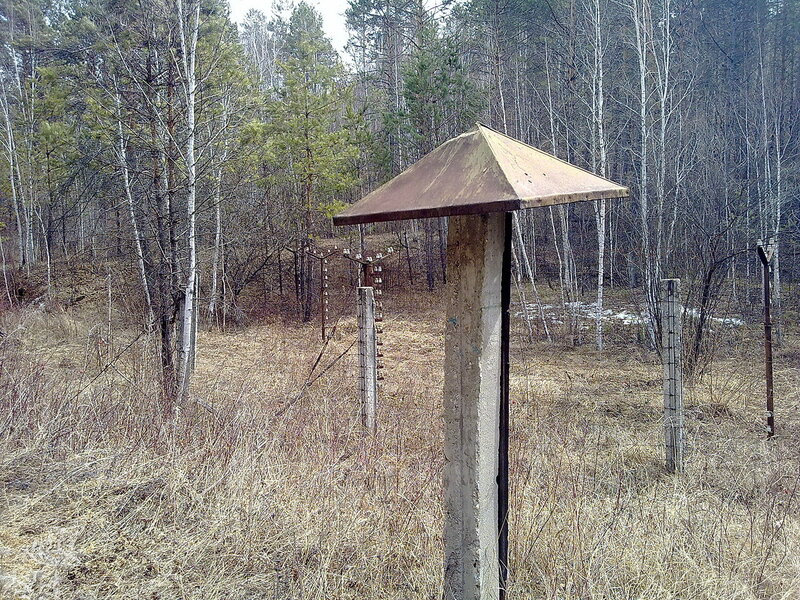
[443,213,504,600]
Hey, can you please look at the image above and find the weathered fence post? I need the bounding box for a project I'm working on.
[757,240,775,438]
[358,286,377,434]
[661,278,685,473]
[322,258,329,341]
[443,213,507,599]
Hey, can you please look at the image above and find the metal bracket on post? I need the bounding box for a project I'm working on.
[344,247,394,385]
[343,246,394,287]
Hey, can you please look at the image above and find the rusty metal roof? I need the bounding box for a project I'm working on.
[333,123,629,226]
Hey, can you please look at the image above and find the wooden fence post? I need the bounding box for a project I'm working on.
[358,286,377,433]
[661,278,685,473]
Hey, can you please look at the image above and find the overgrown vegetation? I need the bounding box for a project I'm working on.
[0,260,798,597]
[1,0,798,398]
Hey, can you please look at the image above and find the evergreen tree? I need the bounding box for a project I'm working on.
[261,2,361,321]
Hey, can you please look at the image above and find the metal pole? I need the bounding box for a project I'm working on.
[758,245,774,438]
[498,212,512,597]
[321,258,328,341]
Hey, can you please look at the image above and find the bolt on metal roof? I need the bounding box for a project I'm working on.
[333,122,629,226]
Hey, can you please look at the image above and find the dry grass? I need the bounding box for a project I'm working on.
[1,276,799,599]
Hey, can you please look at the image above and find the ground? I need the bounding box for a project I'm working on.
[0,261,798,599]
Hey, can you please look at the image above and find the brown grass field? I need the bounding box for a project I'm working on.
[0,259,799,599]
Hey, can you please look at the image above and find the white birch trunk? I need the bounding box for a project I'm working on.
[544,43,569,336]
[772,120,783,343]
[115,90,155,327]
[177,0,201,401]
[0,85,26,266]
[209,170,222,319]
[208,103,229,320]
[513,212,551,342]
[591,0,608,351]
[632,0,656,347]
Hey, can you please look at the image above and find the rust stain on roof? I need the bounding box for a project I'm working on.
[333,123,629,226]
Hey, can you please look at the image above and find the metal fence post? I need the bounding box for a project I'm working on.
[661,278,685,473]
[757,240,775,438]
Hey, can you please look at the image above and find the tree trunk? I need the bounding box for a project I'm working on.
[116,90,155,327]
[177,0,201,401]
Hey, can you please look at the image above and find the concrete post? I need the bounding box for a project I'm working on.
[358,286,377,433]
[443,213,505,600]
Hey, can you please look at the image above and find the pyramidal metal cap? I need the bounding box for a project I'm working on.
[333,123,629,226]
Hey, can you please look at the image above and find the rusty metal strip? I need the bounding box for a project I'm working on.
[499,211,512,598]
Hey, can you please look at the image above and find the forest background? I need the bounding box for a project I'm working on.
[0,0,798,399]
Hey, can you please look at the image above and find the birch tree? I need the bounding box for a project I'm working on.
[176,0,200,402]
[586,0,609,350]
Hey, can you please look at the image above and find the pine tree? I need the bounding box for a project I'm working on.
[263,2,361,321]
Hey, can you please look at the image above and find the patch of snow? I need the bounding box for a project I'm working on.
[514,300,744,328]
